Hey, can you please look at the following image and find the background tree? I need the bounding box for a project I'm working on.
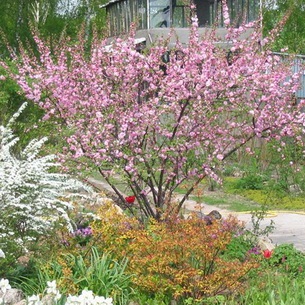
[0,0,107,55]
[0,0,107,151]
[263,0,305,54]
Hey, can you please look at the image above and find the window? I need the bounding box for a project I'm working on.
[149,0,171,28]
[195,0,259,27]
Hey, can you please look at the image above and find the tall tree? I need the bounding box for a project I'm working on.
[5,6,304,221]
[263,0,305,54]
[0,0,107,55]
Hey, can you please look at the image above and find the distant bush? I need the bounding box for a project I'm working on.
[235,174,267,190]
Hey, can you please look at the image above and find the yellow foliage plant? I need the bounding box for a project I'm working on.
[92,203,258,302]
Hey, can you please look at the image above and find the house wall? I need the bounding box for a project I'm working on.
[127,27,255,48]
[104,0,260,37]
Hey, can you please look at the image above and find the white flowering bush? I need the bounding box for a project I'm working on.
[0,279,113,305]
[0,102,92,257]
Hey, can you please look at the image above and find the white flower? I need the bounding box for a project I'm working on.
[0,103,93,251]
[78,290,94,305]
[0,279,11,294]
[65,295,82,305]
[93,296,113,305]
[46,280,57,295]
[54,291,62,301]
[64,291,112,305]
[46,280,61,301]
[27,295,42,305]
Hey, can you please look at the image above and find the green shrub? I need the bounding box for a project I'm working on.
[266,244,305,276]
[235,174,267,190]
[222,235,255,262]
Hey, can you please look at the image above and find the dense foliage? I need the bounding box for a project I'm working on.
[0,0,106,56]
[90,202,257,302]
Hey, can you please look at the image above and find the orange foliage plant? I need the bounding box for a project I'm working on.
[92,203,258,302]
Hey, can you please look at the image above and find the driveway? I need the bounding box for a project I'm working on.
[182,198,305,252]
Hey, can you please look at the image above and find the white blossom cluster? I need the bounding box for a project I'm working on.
[65,289,113,305]
[0,278,11,304]
[0,103,92,247]
[0,279,113,305]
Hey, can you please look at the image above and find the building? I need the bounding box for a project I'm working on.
[101,0,305,100]
[102,0,260,46]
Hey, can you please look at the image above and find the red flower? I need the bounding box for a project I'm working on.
[125,196,136,204]
[263,249,272,259]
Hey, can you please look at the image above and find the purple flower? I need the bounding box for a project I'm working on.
[73,227,92,237]
[248,246,261,255]
[72,227,93,245]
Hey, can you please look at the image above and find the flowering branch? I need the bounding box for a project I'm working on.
[3,16,305,221]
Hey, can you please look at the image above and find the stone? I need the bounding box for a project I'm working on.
[13,299,26,305]
[0,289,24,305]
[188,209,222,225]
[257,236,275,251]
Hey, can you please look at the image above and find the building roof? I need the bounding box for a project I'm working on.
[99,0,121,8]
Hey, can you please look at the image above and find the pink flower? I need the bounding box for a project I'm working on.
[216,154,223,161]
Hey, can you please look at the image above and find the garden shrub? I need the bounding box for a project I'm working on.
[90,199,141,257]
[222,235,255,261]
[0,103,92,275]
[235,174,267,190]
[265,243,305,276]
[92,206,258,303]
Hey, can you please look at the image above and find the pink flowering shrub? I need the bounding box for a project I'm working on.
[3,8,305,220]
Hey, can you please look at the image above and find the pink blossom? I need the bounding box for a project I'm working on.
[3,15,304,220]
[216,154,223,161]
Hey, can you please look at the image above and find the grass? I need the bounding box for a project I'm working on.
[90,171,305,213]
[201,195,260,212]
[226,271,305,305]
